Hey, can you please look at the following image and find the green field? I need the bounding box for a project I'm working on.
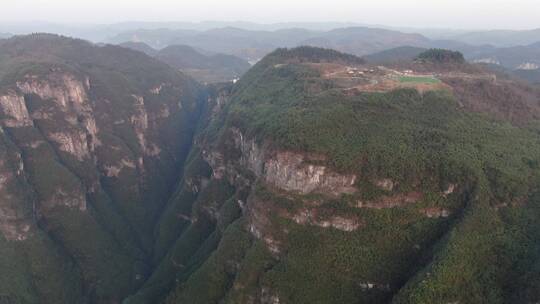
[399,75,440,84]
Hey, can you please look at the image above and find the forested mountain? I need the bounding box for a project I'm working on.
[155,46,540,304]
[468,42,540,70]
[119,42,251,83]
[364,46,427,64]
[105,25,540,88]
[449,28,540,47]
[155,45,250,83]
[107,26,433,60]
[119,41,159,56]
[2,34,540,304]
[0,34,206,303]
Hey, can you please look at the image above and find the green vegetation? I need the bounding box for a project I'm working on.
[416,48,466,64]
[182,47,540,303]
[269,46,365,65]
[155,45,251,83]
[398,76,440,84]
[0,34,206,303]
[3,36,540,304]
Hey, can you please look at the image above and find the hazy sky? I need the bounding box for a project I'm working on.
[3,0,540,30]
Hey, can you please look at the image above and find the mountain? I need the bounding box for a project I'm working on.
[3,36,540,304]
[109,28,200,49]
[514,69,540,85]
[119,41,158,56]
[108,25,540,71]
[155,45,251,83]
[0,34,206,303]
[467,42,540,70]
[148,46,540,304]
[119,42,251,83]
[0,21,367,41]
[108,26,434,61]
[168,27,320,61]
[450,28,540,47]
[364,46,427,63]
[299,27,431,56]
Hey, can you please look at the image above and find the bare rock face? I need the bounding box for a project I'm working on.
[228,128,357,196]
[291,208,362,232]
[103,158,137,177]
[420,207,451,219]
[44,187,87,212]
[49,131,90,161]
[205,128,362,255]
[375,178,395,191]
[16,73,88,108]
[0,91,33,128]
[264,151,357,195]
[131,94,162,157]
[356,192,423,209]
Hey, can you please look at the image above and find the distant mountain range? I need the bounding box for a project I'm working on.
[467,42,540,69]
[108,26,434,60]
[448,28,540,47]
[109,26,540,72]
[363,46,428,63]
[3,21,540,48]
[120,42,250,83]
[3,21,540,83]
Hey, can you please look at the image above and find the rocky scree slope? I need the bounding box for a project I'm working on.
[0,34,206,303]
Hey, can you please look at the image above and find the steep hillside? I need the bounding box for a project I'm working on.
[108,26,433,61]
[155,45,251,83]
[118,42,250,83]
[0,34,206,303]
[4,36,540,304]
[364,46,427,64]
[143,47,540,304]
[119,41,158,57]
[301,27,430,56]
[451,28,540,47]
[468,42,540,70]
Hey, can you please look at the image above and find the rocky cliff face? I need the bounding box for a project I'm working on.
[3,40,540,304]
[0,34,205,304]
[157,47,540,304]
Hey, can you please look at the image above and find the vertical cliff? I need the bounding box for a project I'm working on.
[0,34,206,303]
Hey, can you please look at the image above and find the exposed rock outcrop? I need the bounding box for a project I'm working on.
[420,207,451,219]
[264,151,357,195]
[48,131,90,160]
[44,187,87,212]
[16,73,88,108]
[0,91,33,127]
[291,208,362,231]
[209,128,358,196]
[103,158,137,177]
[356,192,423,209]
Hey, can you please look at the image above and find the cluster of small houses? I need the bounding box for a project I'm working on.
[346,67,375,76]
[345,66,437,79]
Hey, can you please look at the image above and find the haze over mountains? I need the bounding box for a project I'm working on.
[120,42,250,83]
[3,21,540,84]
[2,32,540,304]
[2,12,540,304]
